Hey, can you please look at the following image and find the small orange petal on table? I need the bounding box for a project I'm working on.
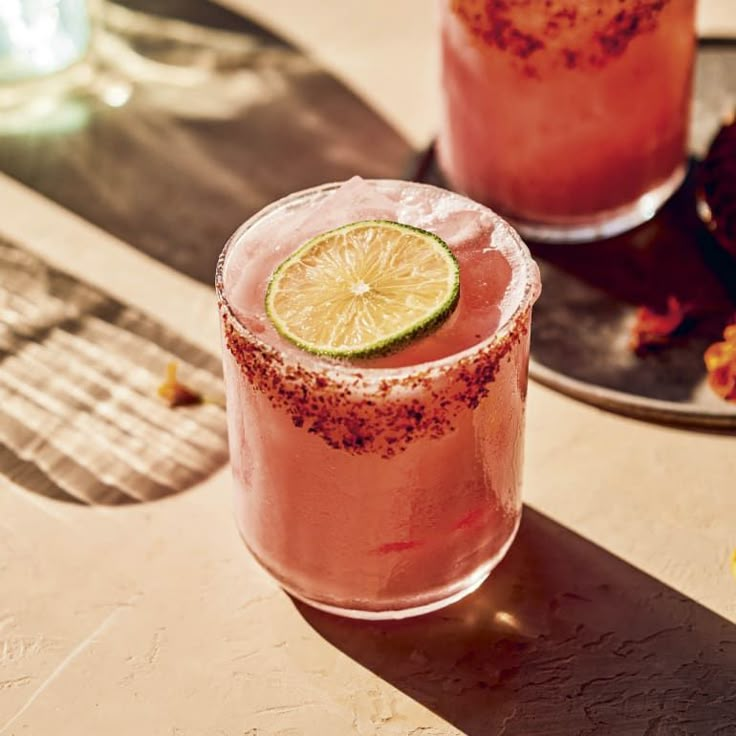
[157,361,204,408]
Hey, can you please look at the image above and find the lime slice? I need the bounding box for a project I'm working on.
[265,219,460,358]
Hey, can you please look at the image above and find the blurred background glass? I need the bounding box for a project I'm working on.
[438,0,697,243]
[0,0,92,105]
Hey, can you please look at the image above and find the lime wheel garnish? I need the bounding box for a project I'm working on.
[265,220,460,358]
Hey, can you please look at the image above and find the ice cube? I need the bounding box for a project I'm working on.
[397,186,497,248]
[293,176,398,241]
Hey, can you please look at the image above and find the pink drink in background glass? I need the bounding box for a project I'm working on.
[439,0,696,242]
[216,179,540,619]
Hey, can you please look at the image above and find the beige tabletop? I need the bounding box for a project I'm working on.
[1,2,735,735]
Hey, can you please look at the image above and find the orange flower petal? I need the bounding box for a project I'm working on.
[708,367,735,399]
[157,361,204,408]
[704,322,736,403]
[704,340,736,371]
[724,323,736,344]
[630,296,692,355]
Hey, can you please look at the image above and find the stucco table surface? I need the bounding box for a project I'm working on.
[1,2,735,735]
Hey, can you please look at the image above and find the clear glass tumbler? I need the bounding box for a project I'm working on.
[216,179,541,619]
[439,0,697,242]
[0,0,93,106]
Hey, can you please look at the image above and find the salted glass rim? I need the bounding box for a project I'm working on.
[215,179,540,385]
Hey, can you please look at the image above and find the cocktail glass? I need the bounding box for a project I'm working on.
[439,0,697,242]
[216,179,541,619]
[0,0,94,107]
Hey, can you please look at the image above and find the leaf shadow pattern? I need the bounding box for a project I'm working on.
[0,239,228,505]
[297,507,736,735]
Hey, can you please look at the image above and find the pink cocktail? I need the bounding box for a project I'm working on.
[216,179,540,619]
[439,0,696,241]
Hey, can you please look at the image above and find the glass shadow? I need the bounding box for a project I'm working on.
[297,507,736,735]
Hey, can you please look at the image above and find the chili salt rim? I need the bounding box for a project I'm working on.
[215,179,540,389]
[216,181,540,456]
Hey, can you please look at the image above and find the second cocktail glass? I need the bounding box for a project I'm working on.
[439,0,697,241]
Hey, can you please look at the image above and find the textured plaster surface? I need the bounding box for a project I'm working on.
[1,1,735,733]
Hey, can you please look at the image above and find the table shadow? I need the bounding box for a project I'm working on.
[0,0,413,284]
[297,508,736,735]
